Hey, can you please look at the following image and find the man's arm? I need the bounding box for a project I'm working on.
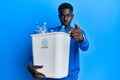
[77,30,89,51]
[69,23,89,51]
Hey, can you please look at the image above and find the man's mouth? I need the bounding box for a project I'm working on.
[63,21,68,24]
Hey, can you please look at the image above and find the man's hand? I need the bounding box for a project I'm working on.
[28,65,46,80]
[69,23,84,42]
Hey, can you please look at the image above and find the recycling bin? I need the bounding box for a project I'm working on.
[31,32,70,78]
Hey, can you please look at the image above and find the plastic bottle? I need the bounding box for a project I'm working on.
[43,22,48,33]
[39,22,48,34]
[60,25,66,32]
[35,22,48,34]
[35,22,41,34]
[50,29,54,33]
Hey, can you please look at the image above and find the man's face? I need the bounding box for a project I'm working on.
[59,9,74,27]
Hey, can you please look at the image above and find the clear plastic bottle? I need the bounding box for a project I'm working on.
[43,22,48,33]
[35,22,48,34]
[60,25,66,32]
[39,22,48,34]
[50,29,54,33]
[35,22,41,34]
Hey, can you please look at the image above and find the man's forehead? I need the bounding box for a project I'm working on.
[60,8,72,14]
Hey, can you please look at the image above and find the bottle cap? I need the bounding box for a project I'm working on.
[50,29,54,32]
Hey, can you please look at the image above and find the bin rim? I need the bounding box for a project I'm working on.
[30,32,70,37]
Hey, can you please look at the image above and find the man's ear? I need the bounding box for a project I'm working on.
[58,14,60,18]
[72,14,74,18]
[72,14,74,19]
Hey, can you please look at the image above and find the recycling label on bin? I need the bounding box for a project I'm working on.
[41,38,48,48]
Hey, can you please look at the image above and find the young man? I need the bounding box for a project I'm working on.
[28,3,89,80]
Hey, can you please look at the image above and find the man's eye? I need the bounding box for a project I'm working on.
[66,15,70,17]
[61,15,64,17]
[60,14,72,18]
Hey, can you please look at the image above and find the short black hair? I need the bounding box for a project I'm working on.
[58,3,73,13]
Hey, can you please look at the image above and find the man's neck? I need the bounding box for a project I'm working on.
[61,25,71,29]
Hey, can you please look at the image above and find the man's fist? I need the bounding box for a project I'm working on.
[69,23,84,42]
[28,65,46,80]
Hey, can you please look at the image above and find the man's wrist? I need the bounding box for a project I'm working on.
[78,34,84,42]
